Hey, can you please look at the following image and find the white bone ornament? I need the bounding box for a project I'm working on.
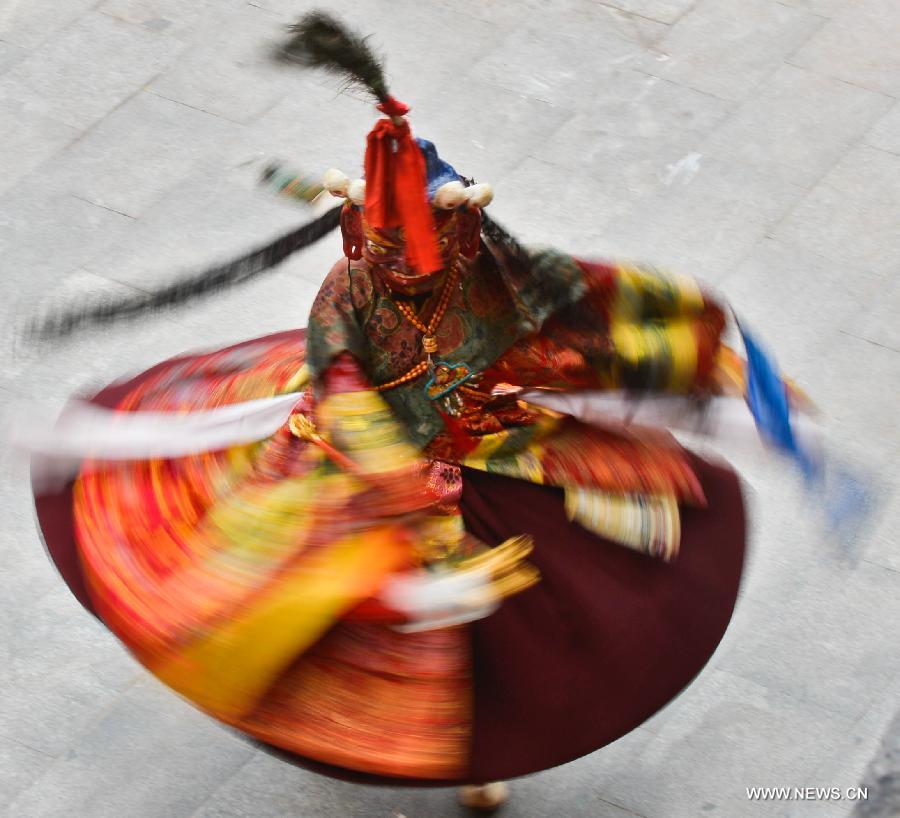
[322,168,350,197]
[433,180,467,209]
[347,178,366,205]
[464,182,494,208]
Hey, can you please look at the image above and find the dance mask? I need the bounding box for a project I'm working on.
[321,115,493,296]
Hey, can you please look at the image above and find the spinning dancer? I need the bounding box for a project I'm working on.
[24,12,817,812]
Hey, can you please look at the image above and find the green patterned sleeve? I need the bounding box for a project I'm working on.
[305,259,371,379]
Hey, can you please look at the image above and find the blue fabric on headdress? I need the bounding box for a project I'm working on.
[416,138,461,200]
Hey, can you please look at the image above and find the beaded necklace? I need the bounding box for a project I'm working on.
[374,260,476,414]
[375,261,458,391]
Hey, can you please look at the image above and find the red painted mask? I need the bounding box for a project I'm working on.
[363,210,459,296]
[343,208,482,296]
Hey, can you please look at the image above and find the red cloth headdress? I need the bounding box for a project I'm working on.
[363,96,442,275]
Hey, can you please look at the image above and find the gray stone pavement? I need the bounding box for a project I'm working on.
[1,0,899,816]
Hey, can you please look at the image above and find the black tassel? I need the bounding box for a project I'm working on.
[480,209,531,269]
[30,205,343,342]
[276,12,390,104]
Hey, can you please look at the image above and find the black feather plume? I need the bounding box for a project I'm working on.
[30,205,342,342]
[276,12,389,103]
